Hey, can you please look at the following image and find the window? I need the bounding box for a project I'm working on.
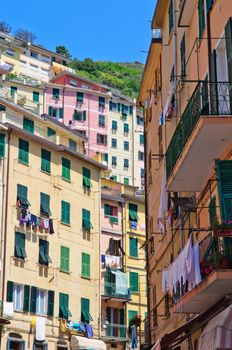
[81,298,93,322]
[102,153,108,163]
[137,116,143,125]
[99,115,105,126]
[130,238,138,257]
[122,104,128,115]
[13,284,23,311]
[62,157,71,181]
[40,192,51,216]
[48,106,63,119]
[52,88,60,99]
[109,101,117,112]
[41,55,50,63]
[130,272,139,292]
[97,133,107,145]
[6,48,15,57]
[30,64,38,71]
[61,201,70,225]
[73,110,86,121]
[169,0,174,34]
[47,127,56,137]
[216,160,232,222]
[128,310,138,322]
[18,138,29,164]
[39,239,51,266]
[41,148,51,173]
[112,120,118,130]
[77,130,87,137]
[129,203,139,222]
[60,246,70,272]
[69,139,76,152]
[36,289,47,315]
[82,253,90,277]
[17,184,30,207]
[198,0,205,38]
[23,117,34,134]
[124,141,129,151]
[10,86,17,97]
[111,138,117,148]
[99,96,105,108]
[180,34,186,78]
[140,134,144,145]
[124,123,129,134]
[83,167,92,189]
[77,92,84,103]
[129,105,133,115]
[0,133,5,158]
[33,91,39,103]
[110,175,117,181]
[82,209,93,231]
[141,168,145,178]
[209,196,217,225]
[59,293,72,319]
[14,232,26,259]
[108,238,122,256]
[47,290,55,317]
[104,204,118,217]
[138,151,144,161]
[124,177,129,185]
[124,159,129,168]
[30,51,38,58]
[112,156,117,166]
[225,18,232,84]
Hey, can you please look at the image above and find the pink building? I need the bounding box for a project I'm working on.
[45,71,110,158]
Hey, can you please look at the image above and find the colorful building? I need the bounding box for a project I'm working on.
[138,0,232,349]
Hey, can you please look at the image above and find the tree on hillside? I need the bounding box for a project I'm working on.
[56,45,71,59]
[15,28,37,43]
[0,21,11,34]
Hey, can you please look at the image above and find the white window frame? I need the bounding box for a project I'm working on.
[36,289,47,315]
[13,284,23,311]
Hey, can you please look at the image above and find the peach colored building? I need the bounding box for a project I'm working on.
[138,0,232,349]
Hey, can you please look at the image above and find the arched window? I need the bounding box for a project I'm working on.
[7,333,25,350]
[57,339,69,350]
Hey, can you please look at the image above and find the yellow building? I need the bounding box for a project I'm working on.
[0,96,107,350]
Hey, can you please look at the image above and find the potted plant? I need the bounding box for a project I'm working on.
[200,250,230,278]
[210,220,232,237]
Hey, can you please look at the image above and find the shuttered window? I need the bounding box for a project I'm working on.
[124,140,129,150]
[23,117,34,134]
[41,148,51,173]
[216,160,232,222]
[99,115,105,126]
[99,96,105,107]
[33,91,39,103]
[111,138,117,148]
[198,0,205,38]
[17,184,30,207]
[112,121,117,130]
[52,88,60,99]
[61,201,70,225]
[130,272,139,292]
[128,310,138,322]
[0,133,5,158]
[62,157,71,181]
[73,110,86,121]
[14,232,27,259]
[168,0,174,34]
[225,18,232,112]
[10,86,17,97]
[40,192,51,216]
[140,134,144,145]
[81,297,93,322]
[77,92,84,102]
[180,34,186,78]
[60,246,70,272]
[82,253,90,277]
[59,293,72,319]
[124,123,129,133]
[82,209,93,231]
[112,156,117,166]
[47,127,56,137]
[18,138,29,164]
[124,177,129,185]
[83,167,92,189]
[129,238,138,257]
[129,203,139,222]
[124,159,129,168]
[39,239,52,266]
[47,290,54,317]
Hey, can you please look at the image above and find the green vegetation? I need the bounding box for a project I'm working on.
[69,58,144,98]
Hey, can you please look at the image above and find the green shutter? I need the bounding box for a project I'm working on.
[104,204,111,216]
[81,297,92,322]
[83,110,86,121]
[124,177,129,185]
[169,0,174,34]
[140,134,144,144]
[15,232,26,259]
[23,117,34,134]
[130,238,138,257]
[60,246,70,272]
[129,105,133,115]
[99,115,105,126]
[77,92,84,102]
[82,209,93,231]
[181,34,186,78]
[128,310,137,322]
[112,121,117,130]
[17,184,30,206]
[109,101,113,111]
[209,196,217,225]
[62,157,71,181]
[216,160,232,222]
[48,106,53,116]
[39,239,51,265]
[130,272,139,292]
[198,0,205,38]
[59,108,63,119]
[73,109,79,121]
[0,133,5,158]
[40,192,51,216]
[61,201,70,225]
[18,138,29,164]
[6,281,13,302]
[23,285,30,312]
[99,96,105,107]
[33,91,39,103]
[225,18,232,112]
[47,127,56,137]
[129,203,139,222]
[82,253,90,277]
[59,293,71,319]
[47,290,54,317]
[41,148,51,173]
[124,123,129,133]
[30,286,37,313]
[52,88,60,99]
[83,167,92,189]
[117,103,121,112]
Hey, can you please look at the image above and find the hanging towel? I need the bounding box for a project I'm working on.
[31,214,37,228]
[37,217,42,227]
[44,218,49,230]
[85,323,94,338]
[131,221,137,230]
[36,316,46,340]
[112,270,128,296]
[3,302,13,318]
[49,219,54,234]
[131,325,138,349]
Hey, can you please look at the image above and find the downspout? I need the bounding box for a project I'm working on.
[173,0,178,128]
[88,94,90,157]
[99,171,102,339]
[62,86,66,124]
[131,100,135,186]
[206,7,212,82]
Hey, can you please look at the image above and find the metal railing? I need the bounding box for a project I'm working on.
[102,323,128,339]
[102,282,131,299]
[166,81,232,179]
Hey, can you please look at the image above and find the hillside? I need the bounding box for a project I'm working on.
[69,58,144,98]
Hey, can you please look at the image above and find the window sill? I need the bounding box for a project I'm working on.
[38,263,49,268]
[62,177,71,183]
[81,275,91,280]
[130,291,139,295]
[129,256,139,260]
[13,256,26,262]
[60,221,71,227]
[18,160,29,166]
[41,170,51,176]
[60,269,71,275]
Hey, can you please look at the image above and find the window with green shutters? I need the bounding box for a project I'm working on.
[59,293,72,319]
[48,107,63,119]
[83,167,92,189]
[61,201,70,225]
[47,127,56,137]
[41,148,51,173]
[140,134,144,145]
[111,138,117,148]
[30,286,37,313]
[77,91,84,103]
[216,160,232,223]
[10,86,17,97]
[17,184,30,207]
[138,151,144,161]
[14,232,27,259]
[82,209,93,231]
[209,196,217,225]
[168,0,174,34]
[40,192,51,216]
[109,101,117,112]
[69,139,76,152]
[130,238,138,257]
[81,297,93,322]
[112,120,118,130]
[52,88,60,99]
[117,103,121,112]
[62,157,71,181]
[103,153,108,163]
[39,239,52,266]
[104,204,118,218]
[97,133,107,145]
[73,110,86,121]
[60,246,70,272]
[7,281,13,302]
[124,141,129,151]
[180,34,186,79]
[129,105,133,115]
[124,177,129,185]
[47,290,55,317]
[198,0,205,38]
[99,115,105,126]
[82,253,90,277]
[128,310,138,322]
[18,138,29,164]
[0,133,5,158]
[23,285,30,312]
[130,272,139,292]
[23,117,34,134]
[124,159,129,168]
[99,96,105,108]
[129,203,139,222]
[112,156,117,166]
[124,123,129,134]
[33,91,39,103]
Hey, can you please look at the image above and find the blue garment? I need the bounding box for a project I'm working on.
[31,214,37,227]
[101,254,105,263]
[72,322,80,330]
[85,324,94,338]
[131,221,137,230]
[131,325,137,349]
[79,323,85,332]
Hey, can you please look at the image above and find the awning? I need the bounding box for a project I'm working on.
[71,335,106,350]
[199,305,232,350]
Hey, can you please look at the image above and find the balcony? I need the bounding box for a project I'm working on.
[178,0,197,26]
[101,323,128,342]
[173,232,232,314]
[166,81,232,191]
[102,282,131,301]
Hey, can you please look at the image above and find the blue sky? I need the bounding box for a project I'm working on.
[0,0,156,63]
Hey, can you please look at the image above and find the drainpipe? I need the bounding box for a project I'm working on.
[173,0,178,129]
[88,94,90,157]
[99,171,102,339]
[131,100,135,186]
[62,86,66,124]
[206,8,212,82]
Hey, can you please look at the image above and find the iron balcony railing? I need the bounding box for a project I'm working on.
[102,323,128,339]
[166,81,232,179]
[103,282,131,299]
